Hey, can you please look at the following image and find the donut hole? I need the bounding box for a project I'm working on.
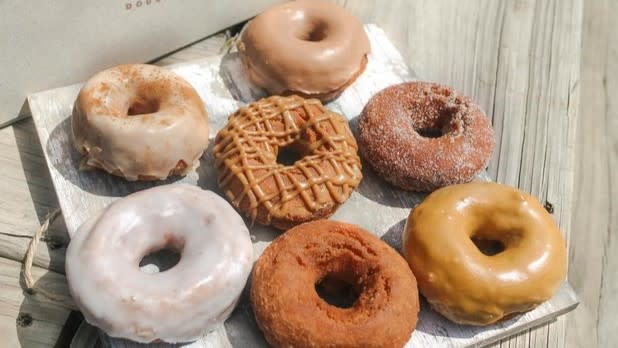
[471,236,506,256]
[416,128,444,138]
[277,145,305,166]
[298,20,328,42]
[315,273,360,309]
[412,96,465,139]
[139,239,183,273]
[127,97,160,116]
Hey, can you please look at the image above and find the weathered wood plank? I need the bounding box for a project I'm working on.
[0,257,72,348]
[566,0,618,347]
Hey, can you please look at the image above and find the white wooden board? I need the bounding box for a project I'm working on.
[28,24,577,348]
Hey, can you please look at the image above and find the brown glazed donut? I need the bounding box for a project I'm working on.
[402,182,567,325]
[238,0,370,102]
[357,81,495,191]
[213,95,362,230]
[72,64,209,181]
[251,220,419,347]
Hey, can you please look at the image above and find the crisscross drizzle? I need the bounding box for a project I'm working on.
[213,95,362,227]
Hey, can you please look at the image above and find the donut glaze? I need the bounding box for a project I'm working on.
[358,82,495,191]
[251,220,419,347]
[65,184,253,343]
[238,0,370,101]
[72,64,209,181]
[402,182,567,325]
[213,95,362,230]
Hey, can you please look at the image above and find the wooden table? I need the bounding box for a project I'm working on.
[0,0,615,347]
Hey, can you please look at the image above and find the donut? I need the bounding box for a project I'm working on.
[402,182,567,325]
[357,81,495,191]
[238,0,370,102]
[72,64,209,181]
[213,95,362,230]
[65,184,253,343]
[251,220,419,347]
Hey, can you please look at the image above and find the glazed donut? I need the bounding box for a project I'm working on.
[402,182,567,325]
[358,81,495,191]
[72,64,209,181]
[65,184,253,343]
[238,0,370,102]
[213,95,362,230]
[251,220,419,347]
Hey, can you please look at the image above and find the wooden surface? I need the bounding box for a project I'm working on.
[566,0,618,347]
[27,25,578,348]
[0,0,614,347]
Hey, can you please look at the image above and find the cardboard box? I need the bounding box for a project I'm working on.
[0,0,283,127]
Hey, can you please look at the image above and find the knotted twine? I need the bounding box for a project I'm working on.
[21,208,76,310]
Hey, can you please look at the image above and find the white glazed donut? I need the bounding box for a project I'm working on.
[65,184,253,343]
[72,64,210,181]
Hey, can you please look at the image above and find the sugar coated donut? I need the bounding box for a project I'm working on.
[238,0,370,102]
[358,81,495,191]
[402,182,567,325]
[65,184,253,343]
[251,220,419,347]
[72,64,209,181]
[213,95,362,230]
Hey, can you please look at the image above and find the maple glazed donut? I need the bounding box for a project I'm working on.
[402,182,567,325]
[358,81,495,191]
[238,0,370,101]
[72,64,209,181]
[65,184,253,343]
[251,220,419,347]
[213,95,362,230]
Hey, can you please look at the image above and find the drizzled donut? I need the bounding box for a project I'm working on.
[65,184,253,343]
[72,64,209,181]
[213,95,362,229]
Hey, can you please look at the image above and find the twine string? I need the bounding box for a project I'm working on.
[21,208,76,310]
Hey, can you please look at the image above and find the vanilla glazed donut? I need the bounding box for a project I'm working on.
[402,182,567,325]
[72,64,209,181]
[238,0,370,102]
[65,184,253,343]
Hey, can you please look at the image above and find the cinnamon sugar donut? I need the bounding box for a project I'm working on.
[72,64,209,181]
[213,95,362,230]
[357,81,495,191]
[238,0,370,102]
[251,220,419,347]
[402,182,567,325]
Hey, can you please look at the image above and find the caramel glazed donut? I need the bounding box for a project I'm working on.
[65,184,253,343]
[238,0,370,102]
[252,220,419,348]
[402,182,567,325]
[358,81,495,191]
[213,95,362,230]
[72,64,209,181]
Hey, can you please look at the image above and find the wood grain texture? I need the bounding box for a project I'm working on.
[566,0,618,347]
[0,257,72,348]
